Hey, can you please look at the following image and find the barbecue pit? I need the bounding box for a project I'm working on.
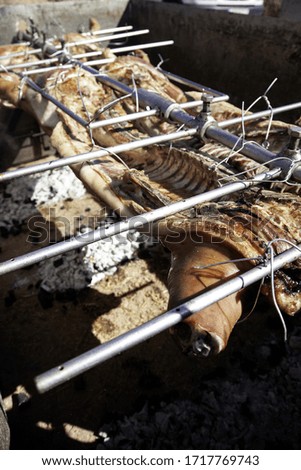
[1,0,301,451]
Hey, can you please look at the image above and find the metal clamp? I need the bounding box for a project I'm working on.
[164,102,183,121]
[198,118,218,143]
[286,125,301,160]
[201,93,214,115]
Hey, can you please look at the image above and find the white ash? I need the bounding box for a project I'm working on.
[38,228,141,292]
[1,165,147,291]
[1,173,37,229]
[31,166,86,205]
[0,166,86,228]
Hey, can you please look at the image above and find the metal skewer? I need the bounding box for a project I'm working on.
[34,240,301,393]
[17,41,174,76]
[89,94,223,130]
[89,109,158,129]
[0,128,197,182]
[2,29,150,73]
[107,39,174,54]
[0,167,280,276]
[80,25,133,36]
[0,48,38,61]
[1,96,301,182]
[159,68,229,99]
[17,74,89,128]
[2,29,150,71]
[0,25,135,61]
[19,58,115,76]
[10,29,301,150]
[0,24,300,396]
[4,56,66,71]
[23,28,150,52]
[64,28,150,47]
[2,34,300,185]
[220,101,301,128]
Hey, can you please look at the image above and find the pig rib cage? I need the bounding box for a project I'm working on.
[1,24,301,393]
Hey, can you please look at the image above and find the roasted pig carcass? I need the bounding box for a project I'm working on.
[1,39,300,357]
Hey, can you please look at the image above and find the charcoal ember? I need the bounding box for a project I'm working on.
[4,290,16,307]
[38,286,54,309]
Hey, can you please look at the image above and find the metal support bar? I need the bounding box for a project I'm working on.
[2,29,151,71]
[18,40,174,76]
[0,26,135,61]
[0,168,280,276]
[76,68,299,182]
[89,94,224,130]
[34,240,301,393]
[72,39,175,60]
[220,101,301,128]
[159,68,230,100]
[0,48,40,61]
[6,31,301,184]
[205,125,301,181]
[4,57,61,71]
[20,75,89,127]
[64,29,150,47]
[89,109,158,129]
[0,128,197,182]
[105,40,174,55]
[81,25,133,36]
[19,58,115,76]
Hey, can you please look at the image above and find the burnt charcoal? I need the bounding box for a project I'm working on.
[0,227,9,238]
[28,233,42,244]
[55,289,78,302]
[4,290,16,307]
[38,287,54,309]
[53,257,64,268]
[9,225,22,236]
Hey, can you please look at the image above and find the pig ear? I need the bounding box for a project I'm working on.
[166,238,251,356]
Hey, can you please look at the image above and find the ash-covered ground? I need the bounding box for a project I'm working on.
[97,325,301,450]
[1,160,301,450]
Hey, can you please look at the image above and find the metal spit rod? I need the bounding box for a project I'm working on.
[17,75,89,128]
[1,44,301,182]
[73,39,175,59]
[16,29,299,184]
[35,240,301,393]
[16,58,116,76]
[11,32,300,179]
[206,124,301,180]
[159,68,229,99]
[1,34,299,184]
[80,25,134,36]
[70,63,301,182]
[0,25,135,61]
[1,98,301,183]
[89,94,224,130]
[83,71,301,183]
[4,29,158,72]
[19,40,175,76]
[220,101,301,128]
[64,28,150,48]
[0,128,197,182]
[87,98,301,130]
[0,167,281,276]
